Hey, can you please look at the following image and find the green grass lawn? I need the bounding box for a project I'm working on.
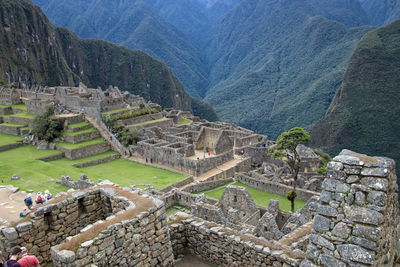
[63,128,97,136]
[12,104,27,110]
[11,112,35,119]
[56,138,106,149]
[201,182,306,212]
[0,145,188,194]
[102,107,129,115]
[0,123,26,127]
[178,118,192,125]
[129,117,170,127]
[0,132,23,145]
[68,121,91,129]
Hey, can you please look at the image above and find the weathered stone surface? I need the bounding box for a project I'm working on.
[354,192,365,205]
[360,177,388,192]
[353,225,380,242]
[343,206,383,226]
[310,234,334,251]
[346,175,360,184]
[332,155,361,166]
[327,161,343,171]
[2,227,18,240]
[16,221,33,232]
[319,191,331,203]
[299,259,318,267]
[57,250,76,263]
[337,244,374,264]
[361,167,389,177]
[331,222,351,239]
[319,254,346,267]
[367,191,387,207]
[322,179,349,193]
[317,204,338,218]
[348,236,377,251]
[313,215,331,233]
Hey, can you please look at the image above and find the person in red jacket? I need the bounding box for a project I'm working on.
[17,248,39,267]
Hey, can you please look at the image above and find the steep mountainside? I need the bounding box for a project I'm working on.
[0,0,218,120]
[33,0,208,98]
[204,0,373,138]
[311,20,400,168]
[359,0,400,26]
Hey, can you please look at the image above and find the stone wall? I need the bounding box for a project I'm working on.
[236,173,319,202]
[235,146,269,166]
[301,150,399,267]
[51,193,174,266]
[120,112,163,125]
[63,130,100,144]
[8,116,34,127]
[0,143,23,152]
[57,142,110,160]
[0,124,21,135]
[160,176,195,193]
[0,106,12,115]
[182,178,233,193]
[0,188,123,264]
[170,216,304,266]
[37,152,64,162]
[72,154,120,168]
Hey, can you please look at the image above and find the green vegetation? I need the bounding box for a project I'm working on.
[68,121,91,129]
[0,123,25,127]
[102,108,129,115]
[63,128,97,136]
[11,104,27,110]
[104,117,139,146]
[0,132,23,145]
[271,127,311,212]
[107,108,151,121]
[314,149,332,175]
[178,117,192,125]
[0,145,188,193]
[56,138,106,149]
[11,112,35,119]
[129,118,170,127]
[311,20,400,176]
[32,106,63,142]
[202,182,306,212]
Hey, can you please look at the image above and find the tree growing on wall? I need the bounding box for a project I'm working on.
[32,105,63,142]
[272,127,311,212]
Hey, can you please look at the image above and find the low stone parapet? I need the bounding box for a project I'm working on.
[57,142,110,160]
[0,124,22,135]
[169,216,304,266]
[63,130,100,144]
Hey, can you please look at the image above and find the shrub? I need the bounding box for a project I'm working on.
[314,148,332,175]
[32,105,63,142]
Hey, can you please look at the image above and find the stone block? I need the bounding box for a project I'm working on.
[360,177,388,192]
[348,236,377,251]
[16,221,33,232]
[2,227,18,240]
[353,225,380,242]
[313,215,331,233]
[319,255,346,267]
[367,191,387,207]
[322,179,350,193]
[337,244,374,264]
[56,250,76,263]
[310,234,334,251]
[344,206,383,226]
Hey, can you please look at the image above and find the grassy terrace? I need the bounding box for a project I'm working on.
[68,121,91,129]
[56,137,106,149]
[0,104,26,110]
[178,118,192,125]
[63,128,97,136]
[0,145,189,194]
[0,132,23,145]
[129,117,170,127]
[0,123,25,127]
[200,181,306,212]
[11,112,35,119]
[102,107,129,115]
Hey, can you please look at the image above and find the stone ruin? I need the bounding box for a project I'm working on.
[56,174,95,190]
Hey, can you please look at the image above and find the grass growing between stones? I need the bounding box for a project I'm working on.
[67,121,91,129]
[0,132,23,145]
[63,127,97,136]
[11,112,35,119]
[178,118,191,125]
[11,104,27,110]
[0,145,189,194]
[202,182,306,212]
[129,117,170,127]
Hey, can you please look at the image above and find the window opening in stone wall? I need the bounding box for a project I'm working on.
[44,212,52,231]
[78,198,86,217]
[234,195,237,202]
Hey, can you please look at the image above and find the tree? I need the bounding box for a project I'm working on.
[32,105,63,142]
[275,127,311,212]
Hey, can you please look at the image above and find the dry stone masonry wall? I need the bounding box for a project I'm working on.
[301,149,399,267]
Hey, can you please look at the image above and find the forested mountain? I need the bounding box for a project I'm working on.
[0,0,218,121]
[33,0,209,98]
[204,0,373,138]
[311,19,400,170]
[359,0,400,26]
[30,0,400,140]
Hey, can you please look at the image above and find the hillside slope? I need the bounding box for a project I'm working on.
[311,20,400,167]
[204,0,373,138]
[0,0,218,120]
[33,0,208,98]
[359,0,400,26]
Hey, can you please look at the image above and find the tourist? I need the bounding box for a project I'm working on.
[150,157,153,164]
[146,157,148,163]
[23,194,32,210]
[44,190,52,201]
[35,192,44,204]
[19,209,28,218]
[4,247,22,267]
[17,247,40,267]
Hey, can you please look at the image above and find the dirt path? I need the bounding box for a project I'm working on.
[0,186,33,223]
[175,254,216,267]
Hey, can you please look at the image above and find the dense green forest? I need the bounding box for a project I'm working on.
[311,20,400,171]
